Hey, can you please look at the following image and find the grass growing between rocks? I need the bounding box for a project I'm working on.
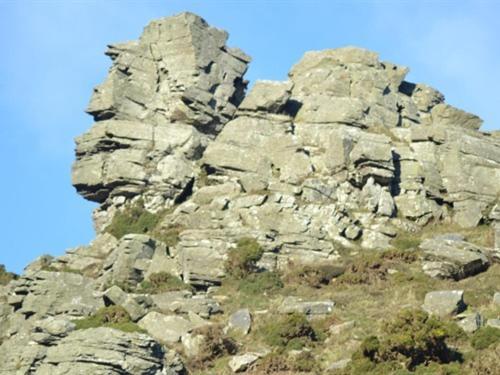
[203,230,499,374]
[225,237,264,279]
[72,306,144,333]
[186,324,238,372]
[139,271,193,294]
[105,200,164,239]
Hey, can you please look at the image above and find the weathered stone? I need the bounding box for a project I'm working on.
[152,291,221,318]
[279,296,335,317]
[73,12,250,207]
[493,292,500,306]
[329,320,356,336]
[138,311,207,343]
[228,353,260,373]
[38,327,169,374]
[227,308,252,335]
[422,290,465,317]
[103,234,159,286]
[431,103,483,130]
[420,235,489,279]
[16,271,103,319]
[239,80,293,113]
[103,285,149,321]
[327,358,352,371]
[456,312,483,333]
[485,319,500,329]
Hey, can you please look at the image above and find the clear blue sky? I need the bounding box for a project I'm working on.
[0,0,498,273]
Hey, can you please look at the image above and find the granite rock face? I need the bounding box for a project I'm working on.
[1,11,500,375]
[72,12,250,220]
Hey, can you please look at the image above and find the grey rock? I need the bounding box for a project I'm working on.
[228,353,260,373]
[227,308,252,335]
[431,103,483,130]
[456,312,483,333]
[493,292,500,306]
[152,291,221,318]
[73,12,250,206]
[422,290,465,317]
[239,80,293,113]
[103,234,160,286]
[38,327,169,374]
[329,320,356,335]
[279,297,335,317]
[327,358,352,371]
[420,236,489,279]
[15,271,103,319]
[485,319,500,329]
[138,311,207,343]
[103,285,149,321]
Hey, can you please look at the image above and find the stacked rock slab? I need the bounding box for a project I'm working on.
[166,47,499,286]
[72,12,250,229]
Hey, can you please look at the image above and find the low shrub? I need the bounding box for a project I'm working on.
[139,272,193,294]
[188,325,237,369]
[286,264,345,288]
[347,309,461,371]
[470,326,500,350]
[225,237,264,279]
[237,271,283,295]
[73,305,144,333]
[152,225,183,248]
[253,351,319,373]
[105,201,163,239]
[0,264,17,285]
[338,255,388,285]
[261,312,317,350]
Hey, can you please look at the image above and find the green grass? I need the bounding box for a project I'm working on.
[237,271,283,295]
[470,326,500,350]
[260,312,317,350]
[72,306,144,333]
[139,272,193,294]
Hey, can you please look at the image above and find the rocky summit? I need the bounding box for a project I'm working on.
[1,12,500,375]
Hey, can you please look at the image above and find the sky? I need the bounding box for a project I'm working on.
[0,0,498,273]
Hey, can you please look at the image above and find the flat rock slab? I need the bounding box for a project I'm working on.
[229,353,260,373]
[36,327,166,374]
[138,311,208,343]
[422,290,465,317]
[420,235,489,280]
[279,296,335,317]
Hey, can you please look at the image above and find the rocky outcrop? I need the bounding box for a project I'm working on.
[72,12,250,224]
[2,11,500,375]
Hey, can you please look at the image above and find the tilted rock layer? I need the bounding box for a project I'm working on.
[1,11,499,374]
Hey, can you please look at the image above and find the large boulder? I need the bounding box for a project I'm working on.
[420,235,490,280]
